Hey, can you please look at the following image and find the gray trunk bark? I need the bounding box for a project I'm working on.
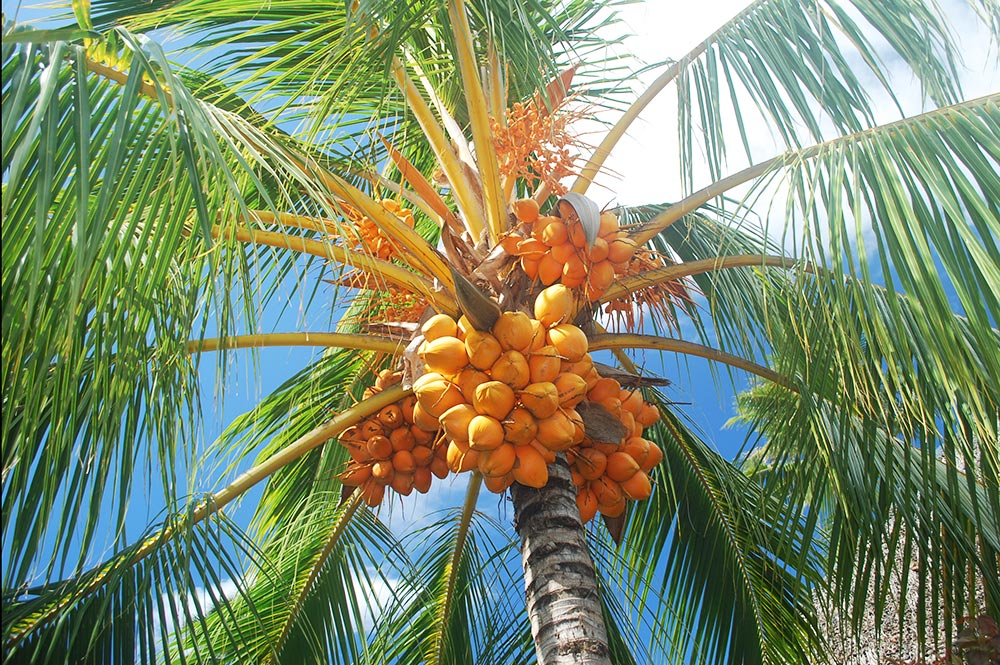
[511,456,611,664]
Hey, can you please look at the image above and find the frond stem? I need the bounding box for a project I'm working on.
[186,332,406,355]
[589,334,789,387]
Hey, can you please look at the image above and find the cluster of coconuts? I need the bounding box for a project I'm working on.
[412,283,596,494]
[504,198,638,302]
[412,283,663,522]
[346,198,416,262]
[338,370,448,506]
[568,377,662,523]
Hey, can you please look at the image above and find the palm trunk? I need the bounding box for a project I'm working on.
[511,456,611,664]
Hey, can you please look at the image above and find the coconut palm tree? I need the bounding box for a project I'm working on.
[2,0,997,663]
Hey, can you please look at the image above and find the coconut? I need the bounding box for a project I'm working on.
[493,311,535,351]
[553,372,588,408]
[360,481,385,507]
[413,466,433,493]
[372,460,394,484]
[420,336,470,376]
[468,414,505,451]
[512,198,540,223]
[341,463,371,486]
[490,350,530,389]
[502,407,538,446]
[390,472,414,496]
[605,451,640,482]
[576,488,599,524]
[366,435,393,460]
[483,471,515,493]
[389,427,415,452]
[421,313,458,341]
[479,442,517,477]
[513,444,548,488]
[413,373,466,418]
[547,324,588,362]
[576,447,607,481]
[473,380,516,420]
[518,382,559,419]
[439,403,477,443]
[535,410,577,451]
[528,346,562,383]
[464,330,503,370]
[534,284,575,328]
[392,449,416,474]
[621,470,652,500]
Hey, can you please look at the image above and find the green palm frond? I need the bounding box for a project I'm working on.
[672,0,963,190]
[2,508,263,665]
[734,380,999,650]
[366,479,534,664]
[183,492,407,664]
[614,405,825,664]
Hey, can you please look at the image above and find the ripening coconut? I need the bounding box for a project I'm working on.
[546,324,588,362]
[473,380,517,420]
[413,467,433,493]
[341,463,371,487]
[493,311,534,352]
[479,442,517,477]
[420,336,470,376]
[439,403,477,442]
[491,350,531,389]
[534,284,575,328]
[576,488,599,524]
[421,313,458,341]
[513,444,548,488]
[512,198,540,223]
[464,330,503,370]
[502,407,538,446]
[468,414,505,451]
[621,470,653,500]
[413,373,466,418]
[518,382,559,419]
[528,345,562,383]
[605,451,640,482]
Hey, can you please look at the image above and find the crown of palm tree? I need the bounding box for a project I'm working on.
[3,0,998,663]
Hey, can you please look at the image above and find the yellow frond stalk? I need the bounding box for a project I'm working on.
[215,219,458,316]
[447,0,505,243]
[186,332,406,356]
[392,58,487,242]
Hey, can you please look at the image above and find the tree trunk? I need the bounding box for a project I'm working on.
[511,456,611,664]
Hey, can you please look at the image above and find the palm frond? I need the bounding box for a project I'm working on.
[616,405,825,664]
[2,509,264,665]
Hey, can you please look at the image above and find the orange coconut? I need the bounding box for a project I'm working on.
[483,471,515,493]
[518,382,560,419]
[419,336,469,375]
[413,373,465,418]
[513,198,540,223]
[367,435,393,460]
[605,451,640,482]
[468,414,505,451]
[464,330,503,370]
[493,312,534,352]
[513,445,549,488]
[502,407,538,446]
[479,442,517,477]
[576,488,600,524]
[389,427,415,452]
[553,372,588,408]
[341,463,371,486]
[528,346,562,383]
[621,470,652,500]
[473,380,517,420]
[413,466,433,493]
[546,324,588,362]
[439,403,477,442]
[421,313,458,341]
[491,350,530,389]
[576,447,607,481]
[534,284,575,328]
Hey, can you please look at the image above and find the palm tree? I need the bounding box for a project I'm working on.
[3,0,997,663]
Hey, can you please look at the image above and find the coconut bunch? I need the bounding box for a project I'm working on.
[568,377,662,523]
[412,284,604,493]
[504,198,639,303]
[340,197,416,262]
[338,370,448,506]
